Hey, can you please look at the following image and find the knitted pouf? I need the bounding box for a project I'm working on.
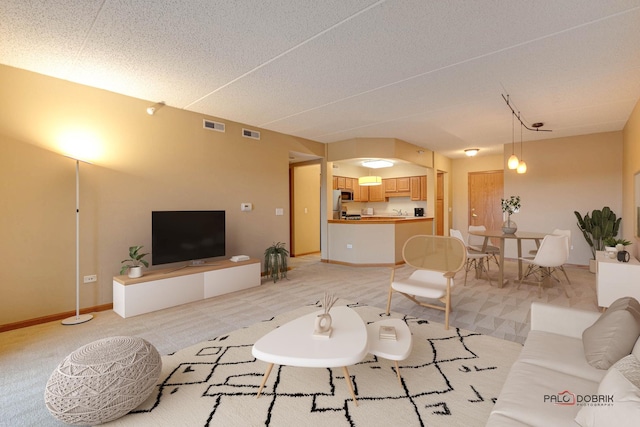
[44,336,161,425]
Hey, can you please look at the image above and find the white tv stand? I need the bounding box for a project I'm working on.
[112,258,261,318]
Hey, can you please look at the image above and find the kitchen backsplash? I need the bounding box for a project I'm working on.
[344,199,427,216]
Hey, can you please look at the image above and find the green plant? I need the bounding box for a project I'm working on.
[264,242,289,283]
[574,207,621,259]
[120,245,149,274]
[603,237,631,247]
[501,195,521,215]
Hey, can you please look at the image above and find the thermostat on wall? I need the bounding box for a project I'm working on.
[241,203,252,211]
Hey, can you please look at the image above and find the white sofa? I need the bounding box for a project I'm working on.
[487,301,640,426]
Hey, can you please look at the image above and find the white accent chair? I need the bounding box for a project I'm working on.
[450,229,493,287]
[518,234,570,297]
[467,225,500,269]
[386,235,466,330]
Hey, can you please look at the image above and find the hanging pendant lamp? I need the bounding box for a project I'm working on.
[507,112,519,169]
[517,121,527,174]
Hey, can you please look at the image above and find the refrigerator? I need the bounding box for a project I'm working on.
[332,190,342,219]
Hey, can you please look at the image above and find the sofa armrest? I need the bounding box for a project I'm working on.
[530,302,601,339]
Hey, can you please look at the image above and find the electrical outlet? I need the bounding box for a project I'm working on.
[84,275,97,283]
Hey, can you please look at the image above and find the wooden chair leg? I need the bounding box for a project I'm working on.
[386,269,395,315]
[444,281,451,330]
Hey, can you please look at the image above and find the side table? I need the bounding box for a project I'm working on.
[366,318,413,385]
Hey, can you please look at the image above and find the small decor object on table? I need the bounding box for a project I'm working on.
[379,325,397,340]
[313,292,338,339]
[501,195,521,234]
[120,245,149,278]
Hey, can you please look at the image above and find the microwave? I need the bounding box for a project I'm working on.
[340,190,354,201]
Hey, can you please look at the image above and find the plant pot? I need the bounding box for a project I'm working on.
[501,218,517,234]
[589,258,597,274]
[128,266,143,278]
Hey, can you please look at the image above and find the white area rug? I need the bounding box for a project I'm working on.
[104,303,522,426]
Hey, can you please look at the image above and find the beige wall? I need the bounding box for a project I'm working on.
[623,98,640,259]
[0,65,324,325]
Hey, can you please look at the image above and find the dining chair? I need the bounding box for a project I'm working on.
[450,229,493,287]
[527,229,572,285]
[386,235,466,330]
[468,225,500,269]
[518,234,570,298]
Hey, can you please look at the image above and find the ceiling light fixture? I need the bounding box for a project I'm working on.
[464,148,479,157]
[507,108,519,169]
[361,159,393,169]
[517,120,527,174]
[358,175,382,186]
[146,101,165,115]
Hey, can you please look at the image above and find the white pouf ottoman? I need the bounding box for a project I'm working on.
[44,336,162,425]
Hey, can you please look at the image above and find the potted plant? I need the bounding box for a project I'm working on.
[120,245,149,278]
[264,242,289,283]
[574,207,621,271]
[501,195,521,234]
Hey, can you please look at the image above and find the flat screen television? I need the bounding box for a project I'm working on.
[152,210,225,266]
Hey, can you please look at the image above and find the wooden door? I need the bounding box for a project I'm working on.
[468,171,504,231]
[436,172,444,235]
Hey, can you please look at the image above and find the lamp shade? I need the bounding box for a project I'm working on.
[517,160,527,174]
[358,176,382,186]
[507,154,519,169]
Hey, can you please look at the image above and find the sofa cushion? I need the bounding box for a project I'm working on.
[582,297,640,370]
[520,331,605,383]
[574,354,640,427]
[487,359,599,426]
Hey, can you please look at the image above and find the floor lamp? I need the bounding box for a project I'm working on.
[62,159,93,325]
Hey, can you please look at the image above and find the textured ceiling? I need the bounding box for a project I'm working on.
[2,0,640,158]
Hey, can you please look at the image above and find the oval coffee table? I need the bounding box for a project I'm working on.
[252,306,368,405]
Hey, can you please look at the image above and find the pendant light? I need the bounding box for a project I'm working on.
[507,112,519,169]
[517,121,527,174]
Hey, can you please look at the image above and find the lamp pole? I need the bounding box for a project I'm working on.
[62,159,93,325]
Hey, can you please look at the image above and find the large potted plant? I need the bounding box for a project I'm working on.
[574,207,621,272]
[264,242,289,283]
[120,245,149,278]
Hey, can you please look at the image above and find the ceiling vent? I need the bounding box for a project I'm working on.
[242,128,260,140]
[203,119,225,132]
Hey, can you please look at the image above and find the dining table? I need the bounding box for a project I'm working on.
[467,229,548,287]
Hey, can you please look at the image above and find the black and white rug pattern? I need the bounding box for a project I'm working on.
[105,303,522,426]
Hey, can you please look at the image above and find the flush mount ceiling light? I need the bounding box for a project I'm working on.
[358,175,382,186]
[464,148,479,157]
[361,159,393,169]
[146,101,165,115]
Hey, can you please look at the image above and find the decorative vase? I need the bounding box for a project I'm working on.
[314,313,332,333]
[501,216,517,234]
[128,266,143,278]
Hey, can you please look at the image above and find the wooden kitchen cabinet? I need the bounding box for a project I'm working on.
[397,177,410,192]
[410,176,421,200]
[368,184,385,202]
[421,175,427,201]
[384,178,397,192]
[337,176,346,189]
[332,177,338,190]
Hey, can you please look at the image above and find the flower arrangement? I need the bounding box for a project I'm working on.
[501,195,521,216]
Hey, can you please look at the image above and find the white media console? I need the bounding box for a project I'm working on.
[112,258,261,318]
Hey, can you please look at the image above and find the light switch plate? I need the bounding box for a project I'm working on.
[241,203,252,211]
[275,208,284,216]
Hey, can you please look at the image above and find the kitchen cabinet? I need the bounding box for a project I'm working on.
[337,176,346,189]
[397,177,410,192]
[368,183,385,202]
[410,176,427,201]
[384,178,397,192]
[421,175,427,201]
[332,177,338,190]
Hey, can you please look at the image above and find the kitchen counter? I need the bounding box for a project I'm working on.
[326,217,434,266]
[329,216,428,224]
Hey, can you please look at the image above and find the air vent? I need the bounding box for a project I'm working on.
[203,119,225,132]
[242,128,260,140]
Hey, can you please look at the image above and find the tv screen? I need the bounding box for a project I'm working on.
[152,211,225,266]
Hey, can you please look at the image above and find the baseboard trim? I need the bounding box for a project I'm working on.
[0,304,113,333]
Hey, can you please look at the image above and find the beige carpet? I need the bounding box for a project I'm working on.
[103,303,523,427]
[0,256,599,426]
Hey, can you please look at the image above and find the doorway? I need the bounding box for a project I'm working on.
[468,170,504,230]
[290,163,321,257]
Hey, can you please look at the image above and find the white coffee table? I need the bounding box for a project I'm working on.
[366,318,413,385]
[252,306,368,405]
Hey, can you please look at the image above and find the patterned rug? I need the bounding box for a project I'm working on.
[104,303,523,427]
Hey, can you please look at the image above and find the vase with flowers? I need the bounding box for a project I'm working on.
[501,195,521,234]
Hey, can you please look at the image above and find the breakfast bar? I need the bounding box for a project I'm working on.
[327,217,434,266]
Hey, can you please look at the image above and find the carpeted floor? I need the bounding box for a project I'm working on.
[104,303,523,427]
[0,255,599,426]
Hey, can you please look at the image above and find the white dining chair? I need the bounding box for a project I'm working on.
[528,229,572,285]
[468,225,500,269]
[518,234,570,297]
[450,229,493,287]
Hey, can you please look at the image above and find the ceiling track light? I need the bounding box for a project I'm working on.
[146,101,165,115]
